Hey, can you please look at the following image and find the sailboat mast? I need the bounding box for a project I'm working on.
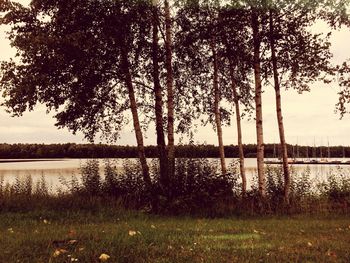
[296,137,299,159]
[313,137,316,159]
[327,139,330,159]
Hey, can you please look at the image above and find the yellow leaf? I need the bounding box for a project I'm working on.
[53,250,61,258]
[53,249,68,257]
[128,230,137,236]
[99,253,110,261]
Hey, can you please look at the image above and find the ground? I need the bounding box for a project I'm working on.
[0,211,349,262]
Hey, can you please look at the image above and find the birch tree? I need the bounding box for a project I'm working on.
[0,0,155,196]
[266,0,333,202]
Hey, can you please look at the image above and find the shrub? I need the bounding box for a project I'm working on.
[161,158,238,215]
[318,167,350,208]
[102,159,148,208]
[80,159,101,195]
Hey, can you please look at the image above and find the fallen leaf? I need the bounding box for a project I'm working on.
[53,249,68,257]
[326,249,337,257]
[99,253,110,261]
[128,230,137,236]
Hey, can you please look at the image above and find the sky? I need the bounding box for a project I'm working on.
[1,1,350,146]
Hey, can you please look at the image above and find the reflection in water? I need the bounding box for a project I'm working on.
[0,158,349,191]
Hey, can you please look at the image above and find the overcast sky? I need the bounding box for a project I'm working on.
[1,1,350,146]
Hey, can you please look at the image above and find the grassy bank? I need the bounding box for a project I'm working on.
[1,210,349,262]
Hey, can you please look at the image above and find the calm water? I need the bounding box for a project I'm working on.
[0,158,349,191]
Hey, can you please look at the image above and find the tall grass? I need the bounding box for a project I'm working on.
[0,159,350,216]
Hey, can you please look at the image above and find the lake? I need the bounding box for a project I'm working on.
[1,158,349,192]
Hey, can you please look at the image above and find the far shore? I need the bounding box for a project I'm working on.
[0,159,65,163]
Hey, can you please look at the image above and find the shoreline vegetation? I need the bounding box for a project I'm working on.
[1,159,349,216]
[0,143,349,159]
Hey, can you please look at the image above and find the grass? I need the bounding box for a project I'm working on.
[0,210,349,262]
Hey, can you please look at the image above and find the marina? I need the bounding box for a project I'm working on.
[264,159,350,165]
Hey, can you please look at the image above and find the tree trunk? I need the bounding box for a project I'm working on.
[152,6,169,192]
[211,39,227,175]
[269,9,290,203]
[229,67,247,196]
[120,45,152,192]
[251,9,266,197]
[164,0,175,180]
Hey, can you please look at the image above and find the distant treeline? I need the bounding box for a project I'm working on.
[0,143,349,159]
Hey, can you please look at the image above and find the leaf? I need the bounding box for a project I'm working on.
[99,253,110,261]
[53,249,68,257]
[128,230,137,236]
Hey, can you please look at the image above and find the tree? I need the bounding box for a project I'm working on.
[150,1,170,193]
[175,1,231,175]
[0,0,154,194]
[251,2,266,197]
[266,0,333,202]
[164,0,176,181]
[322,0,350,115]
[219,4,254,195]
[268,7,290,202]
[211,34,227,175]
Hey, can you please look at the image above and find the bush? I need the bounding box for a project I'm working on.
[80,159,101,195]
[161,158,238,215]
[318,167,350,208]
[102,159,148,208]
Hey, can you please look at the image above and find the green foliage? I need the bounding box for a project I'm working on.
[0,0,153,142]
[102,160,148,208]
[80,159,101,196]
[162,158,238,215]
[318,167,350,205]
